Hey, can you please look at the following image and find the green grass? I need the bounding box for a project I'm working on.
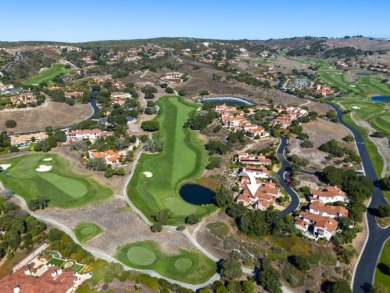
[115,241,217,284]
[69,263,84,272]
[24,64,73,86]
[339,100,384,120]
[374,239,390,293]
[47,258,65,267]
[127,96,216,224]
[0,154,112,208]
[73,222,104,243]
[370,112,390,136]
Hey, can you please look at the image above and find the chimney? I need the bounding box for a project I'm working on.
[14,285,20,293]
[51,270,57,278]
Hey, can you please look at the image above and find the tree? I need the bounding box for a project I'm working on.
[288,255,310,270]
[165,87,174,94]
[214,188,234,207]
[377,204,390,217]
[151,222,162,232]
[206,157,221,170]
[381,176,390,190]
[258,259,282,293]
[143,140,163,153]
[220,257,243,281]
[199,90,209,96]
[153,209,173,225]
[325,279,352,293]
[141,121,160,131]
[5,119,17,128]
[241,280,255,293]
[178,89,187,96]
[343,135,355,142]
[86,158,107,171]
[185,214,199,224]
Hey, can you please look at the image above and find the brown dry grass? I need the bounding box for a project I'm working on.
[0,99,93,133]
[287,119,356,170]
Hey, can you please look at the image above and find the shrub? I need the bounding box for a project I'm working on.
[206,156,221,170]
[141,121,160,131]
[5,119,17,128]
[165,87,174,94]
[151,223,162,232]
[185,214,199,224]
[377,204,390,217]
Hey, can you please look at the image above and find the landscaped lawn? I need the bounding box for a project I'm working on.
[374,239,390,293]
[0,154,112,208]
[127,96,216,224]
[73,222,103,243]
[47,257,65,267]
[24,64,73,86]
[339,99,384,121]
[115,241,217,284]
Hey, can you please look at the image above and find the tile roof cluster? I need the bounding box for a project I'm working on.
[0,267,75,293]
[309,202,349,218]
[237,151,271,165]
[310,185,348,202]
[298,211,338,233]
[89,149,120,163]
[316,84,335,96]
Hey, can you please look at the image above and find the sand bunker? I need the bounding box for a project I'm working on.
[143,171,153,178]
[35,165,52,172]
[0,164,11,170]
[43,158,53,161]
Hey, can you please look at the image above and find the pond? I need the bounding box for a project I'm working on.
[196,96,256,107]
[371,96,390,103]
[356,72,371,76]
[179,184,215,205]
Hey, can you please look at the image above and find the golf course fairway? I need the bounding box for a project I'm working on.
[0,154,112,208]
[127,96,216,224]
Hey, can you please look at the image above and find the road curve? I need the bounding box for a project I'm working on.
[276,135,301,217]
[327,103,390,292]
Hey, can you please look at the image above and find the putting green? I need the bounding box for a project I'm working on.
[115,241,217,284]
[24,64,73,86]
[127,96,216,224]
[126,246,157,266]
[73,222,103,243]
[0,154,112,208]
[174,258,193,271]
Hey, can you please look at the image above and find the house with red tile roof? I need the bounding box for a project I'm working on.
[296,211,339,241]
[309,185,348,203]
[316,84,335,96]
[237,151,272,165]
[89,149,121,166]
[64,91,83,99]
[10,93,36,105]
[270,115,293,129]
[241,165,270,179]
[309,202,349,219]
[0,267,77,293]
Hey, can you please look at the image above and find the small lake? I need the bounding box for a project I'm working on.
[197,96,256,107]
[371,96,390,103]
[357,72,371,76]
[179,184,215,205]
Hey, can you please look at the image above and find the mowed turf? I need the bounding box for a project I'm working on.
[0,154,112,207]
[25,64,73,86]
[73,222,104,243]
[370,112,390,136]
[127,96,216,223]
[115,241,217,284]
[374,239,390,293]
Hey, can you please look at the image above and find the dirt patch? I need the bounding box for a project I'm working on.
[287,119,356,170]
[0,99,93,133]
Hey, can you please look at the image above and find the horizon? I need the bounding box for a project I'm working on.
[1,0,390,42]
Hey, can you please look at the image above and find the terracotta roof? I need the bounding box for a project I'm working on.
[309,202,349,217]
[310,186,346,198]
[0,267,75,293]
[299,211,338,233]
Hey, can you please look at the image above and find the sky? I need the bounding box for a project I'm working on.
[1,0,390,42]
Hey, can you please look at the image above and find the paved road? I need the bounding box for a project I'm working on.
[327,103,390,292]
[276,135,301,217]
[1,51,22,71]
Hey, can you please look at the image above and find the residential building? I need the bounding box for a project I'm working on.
[110,92,131,106]
[296,211,339,241]
[10,93,35,105]
[309,202,349,219]
[316,84,335,96]
[237,151,272,165]
[11,132,48,147]
[89,149,120,165]
[160,72,183,84]
[66,129,113,143]
[64,91,83,99]
[309,186,348,203]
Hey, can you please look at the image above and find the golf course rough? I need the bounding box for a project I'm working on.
[0,154,112,208]
[115,241,217,284]
[73,222,104,243]
[127,96,216,224]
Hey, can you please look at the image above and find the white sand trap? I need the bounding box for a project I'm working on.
[36,165,52,172]
[143,171,153,178]
[43,158,53,161]
[0,164,11,170]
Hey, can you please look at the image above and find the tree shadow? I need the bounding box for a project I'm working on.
[377,262,390,276]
